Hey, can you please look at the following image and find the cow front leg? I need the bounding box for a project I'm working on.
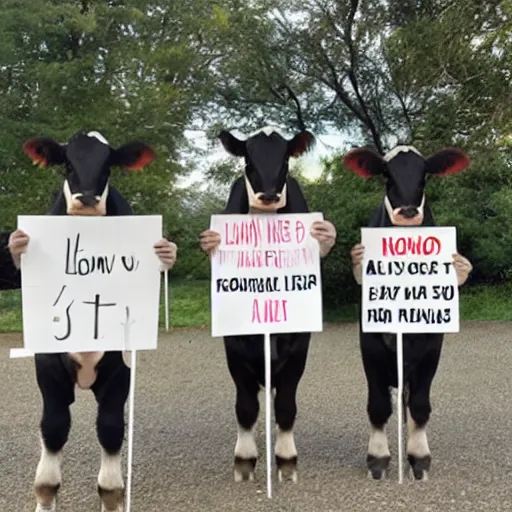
[406,407,431,481]
[233,382,260,482]
[94,354,130,511]
[406,342,442,481]
[34,355,73,511]
[273,337,309,483]
[366,383,393,480]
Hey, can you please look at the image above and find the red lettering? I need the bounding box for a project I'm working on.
[267,219,292,244]
[382,236,442,256]
[251,299,261,323]
[225,219,263,247]
[295,221,305,243]
[251,299,288,324]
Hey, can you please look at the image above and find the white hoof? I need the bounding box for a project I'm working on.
[278,468,298,483]
[234,468,254,482]
[35,501,56,512]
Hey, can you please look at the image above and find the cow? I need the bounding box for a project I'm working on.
[200,127,337,483]
[343,145,473,481]
[9,130,178,512]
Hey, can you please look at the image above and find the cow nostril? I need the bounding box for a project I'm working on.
[399,207,419,219]
[261,192,279,203]
[79,195,99,207]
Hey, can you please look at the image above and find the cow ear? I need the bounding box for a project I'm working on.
[288,130,315,157]
[343,148,386,178]
[425,148,470,176]
[219,130,246,157]
[23,138,65,168]
[110,142,156,171]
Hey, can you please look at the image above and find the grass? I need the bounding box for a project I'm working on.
[1,280,511,333]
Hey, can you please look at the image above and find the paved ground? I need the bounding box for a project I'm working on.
[1,322,512,512]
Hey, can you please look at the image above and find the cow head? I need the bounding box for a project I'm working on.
[219,127,315,212]
[343,145,470,226]
[23,131,155,216]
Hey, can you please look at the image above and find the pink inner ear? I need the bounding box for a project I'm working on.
[125,147,155,171]
[436,150,470,176]
[343,151,374,178]
[290,131,315,157]
[23,140,47,167]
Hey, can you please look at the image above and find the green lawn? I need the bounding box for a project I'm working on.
[1,280,511,333]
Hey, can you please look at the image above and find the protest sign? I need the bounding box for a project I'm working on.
[361,226,459,334]
[17,215,163,354]
[210,212,324,338]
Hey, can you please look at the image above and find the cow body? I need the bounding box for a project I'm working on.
[23,131,156,512]
[208,127,324,483]
[223,173,310,482]
[344,145,470,481]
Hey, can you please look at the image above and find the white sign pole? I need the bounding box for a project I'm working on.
[125,326,137,512]
[396,332,404,484]
[164,269,169,331]
[264,332,272,499]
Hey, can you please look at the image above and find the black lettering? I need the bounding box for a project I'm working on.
[83,294,117,339]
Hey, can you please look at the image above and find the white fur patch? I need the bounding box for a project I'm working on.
[407,408,430,457]
[383,145,422,162]
[248,126,284,138]
[34,440,61,488]
[274,428,297,459]
[368,426,390,458]
[234,426,258,459]
[87,131,109,145]
[98,449,124,490]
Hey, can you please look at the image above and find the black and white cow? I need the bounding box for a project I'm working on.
[200,127,337,483]
[344,145,472,481]
[11,131,177,511]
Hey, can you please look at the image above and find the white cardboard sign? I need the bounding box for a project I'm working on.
[210,213,324,337]
[361,226,459,333]
[18,215,163,354]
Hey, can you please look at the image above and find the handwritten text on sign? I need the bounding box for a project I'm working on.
[210,213,324,337]
[18,215,163,354]
[361,227,459,333]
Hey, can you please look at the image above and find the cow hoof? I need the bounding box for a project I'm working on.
[276,456,298,483]
[234,456,257,482]
[35,502,56,512]
[34,484,59,511]
[408,454,431,481]
[366,454,391,480]
[98,486,124,511]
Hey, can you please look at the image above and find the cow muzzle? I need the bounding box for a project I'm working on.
[244,176,287,211]
[385,196,425,226]
[398,206,419,219]
[64,181,108,216]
